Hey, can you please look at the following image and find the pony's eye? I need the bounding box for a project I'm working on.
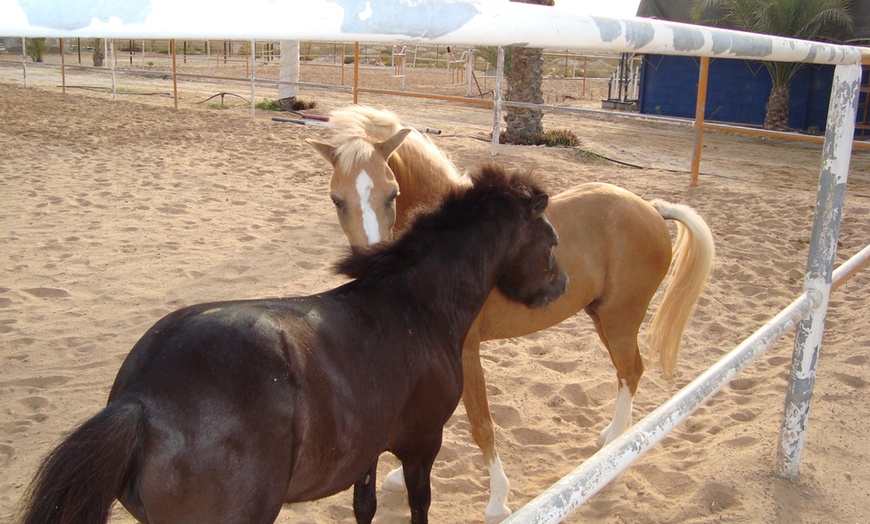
[331,196,345,210]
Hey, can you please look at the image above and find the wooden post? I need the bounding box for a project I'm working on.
[60,37,66,94]
[690,55,710,186]
[171,39,179,110]
[353,41,360,105]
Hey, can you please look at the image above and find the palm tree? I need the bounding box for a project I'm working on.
[503,0,554,145]
[25,38,49,63]
[91,38,105,67]
[692,0,853,131]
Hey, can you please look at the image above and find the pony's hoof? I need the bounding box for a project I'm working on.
[597,419,630,447]
[382,466,406,492]
[596,427,611,447]
[484,505,511,524]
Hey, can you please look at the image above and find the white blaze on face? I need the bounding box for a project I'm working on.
[356,170,380,245]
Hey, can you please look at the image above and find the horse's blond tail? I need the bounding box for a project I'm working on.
[646,201,715,381]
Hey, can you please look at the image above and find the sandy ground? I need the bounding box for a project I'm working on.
[1,60,869,523]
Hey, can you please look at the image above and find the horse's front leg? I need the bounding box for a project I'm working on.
[382,326,510,523]
[460,331,511,524]
[396,434,442,524]
[353,459,379,524]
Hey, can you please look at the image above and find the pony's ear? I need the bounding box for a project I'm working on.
[376,128,413,159]
[306,139,338,165]
[528,193,549,219]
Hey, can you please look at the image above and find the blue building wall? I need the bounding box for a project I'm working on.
[638,55,835,133]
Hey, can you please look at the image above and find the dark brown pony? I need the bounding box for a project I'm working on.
[20,164,567,524]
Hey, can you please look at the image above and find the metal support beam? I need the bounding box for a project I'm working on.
[775,63,862,478]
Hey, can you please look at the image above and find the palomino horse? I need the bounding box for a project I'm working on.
[21,164,567,524]
[307,105,715,523]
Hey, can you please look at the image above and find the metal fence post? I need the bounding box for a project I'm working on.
[775,62,862,478]
[490,46,504,156]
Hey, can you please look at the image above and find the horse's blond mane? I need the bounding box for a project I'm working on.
[333,138,376,174]
[329,105,469,186]
[330,105,403,143]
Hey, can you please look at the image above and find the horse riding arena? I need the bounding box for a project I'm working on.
[1,63,868,522]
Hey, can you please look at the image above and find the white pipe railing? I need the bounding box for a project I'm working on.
[832,244,870,291]
[0,1,861,65]
[503,291,819,523]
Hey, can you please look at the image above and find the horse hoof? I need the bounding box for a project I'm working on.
[484,505,511,524]
[382,467,406,492]
[596,428,611,447]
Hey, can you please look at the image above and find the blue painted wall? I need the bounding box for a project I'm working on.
[638,54,835,133]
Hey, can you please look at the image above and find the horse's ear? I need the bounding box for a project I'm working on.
[529,193,549,219]
[306,139,338,165]
[376,128,413,159]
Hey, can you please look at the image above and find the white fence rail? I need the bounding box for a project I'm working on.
[505,289,820,523]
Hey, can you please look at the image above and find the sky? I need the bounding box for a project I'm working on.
[550,0,642,18]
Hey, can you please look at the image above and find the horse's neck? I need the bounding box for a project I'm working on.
[403,225,505,344]
[391,139,467,230]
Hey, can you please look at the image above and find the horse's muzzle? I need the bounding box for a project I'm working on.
[531,270,568,309]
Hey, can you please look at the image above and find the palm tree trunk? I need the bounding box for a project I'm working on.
[502,0,553,145]
[503,47,545,145]
[764,83,790,131]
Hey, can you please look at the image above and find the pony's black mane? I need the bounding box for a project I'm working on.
[335,163,546,281]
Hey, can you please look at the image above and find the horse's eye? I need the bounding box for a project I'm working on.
[331,196,345,210]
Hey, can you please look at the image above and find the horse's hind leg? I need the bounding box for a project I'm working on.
[353,459,379,523]
[586,302,646,447]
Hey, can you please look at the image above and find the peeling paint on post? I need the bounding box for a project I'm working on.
[490,46,504,157]
[775,63,861,479]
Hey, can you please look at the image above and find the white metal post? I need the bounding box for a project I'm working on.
[775,62,862,478]
[466,49,474,97]
[21,36,27,87]
[278,40,300,103]
[490,46,504,156]
[250,39,256,120]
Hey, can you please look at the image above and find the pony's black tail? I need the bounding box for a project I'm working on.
[21,400,144,524]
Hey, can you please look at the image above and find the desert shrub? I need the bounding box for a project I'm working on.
[532,129,580,148]
[255,99,282,111]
